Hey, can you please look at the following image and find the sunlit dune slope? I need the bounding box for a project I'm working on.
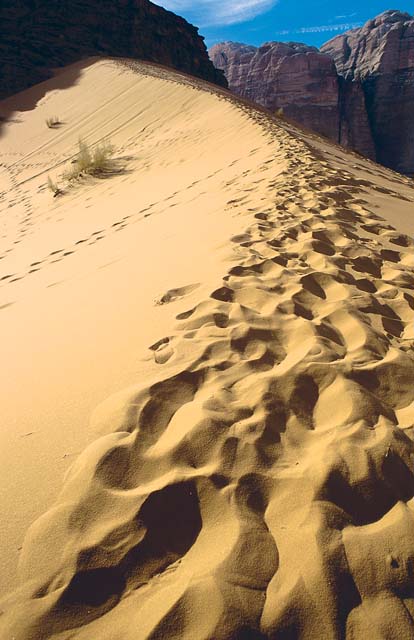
[0,58,281,595]
[1,58,414,639]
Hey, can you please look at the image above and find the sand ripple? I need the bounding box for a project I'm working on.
[1,71,414,640]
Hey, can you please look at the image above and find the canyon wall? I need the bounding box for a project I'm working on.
[322,10,414,175]
[211,10,414,173]
[210,40,375,161]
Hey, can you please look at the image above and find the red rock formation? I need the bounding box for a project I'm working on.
[322,10,414,174]
[210,41,340,141]
[338,78,376,160]
[210,40,376,161]
[0,0,226,100]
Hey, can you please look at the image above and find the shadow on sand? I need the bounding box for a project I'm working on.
[0,57,100,138]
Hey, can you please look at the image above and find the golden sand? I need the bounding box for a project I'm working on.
[1,58,414,639]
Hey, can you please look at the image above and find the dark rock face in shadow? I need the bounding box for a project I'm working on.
[322,10,414,175]
[0,0,227,100]
[209,41,375,162]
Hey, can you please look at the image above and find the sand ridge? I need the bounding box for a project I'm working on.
[0,58,286,594]
[1,60,414,639]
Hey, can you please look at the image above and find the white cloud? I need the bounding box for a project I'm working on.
[274,21,363,36]
[335,12,357,19]
[157,0,278,27]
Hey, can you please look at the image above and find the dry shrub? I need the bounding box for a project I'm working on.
[63,139,115,181]
[45,116,61,128]
[47,175,62,197]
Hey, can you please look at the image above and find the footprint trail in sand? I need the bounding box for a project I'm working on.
[1,60,414,639]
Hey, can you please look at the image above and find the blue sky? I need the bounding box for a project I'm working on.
[156,2,413,48]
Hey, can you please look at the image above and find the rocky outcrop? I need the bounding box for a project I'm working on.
[322,10,414,174]
[211,11,414,173]
[0,0,226,99]
[338,77,376,159]
[210,41,340,140]
[210,40,375,160]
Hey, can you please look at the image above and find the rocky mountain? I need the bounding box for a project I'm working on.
[322,10,414,175]
[210,40,375,160]
[0,0,226,100]
[210,10,414,174]
[210,41,341,141]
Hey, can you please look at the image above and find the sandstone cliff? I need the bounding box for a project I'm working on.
[0,0,226,99]
[337,77,374,158]
[210,40,375,160]
[210,41,340,141]
[211,11,414,174]
[322,10,414,175]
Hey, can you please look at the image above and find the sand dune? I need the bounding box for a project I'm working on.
[1,58,414,639]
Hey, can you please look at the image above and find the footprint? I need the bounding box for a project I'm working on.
[230,234,251,244]
[149,337,174,364]
[155,283,200,305]
[0,302,14,310]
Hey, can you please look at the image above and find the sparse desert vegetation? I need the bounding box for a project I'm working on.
[63,139,115,181]
[47,175,62,197]
[46,139,117,197]
[4,55,414,640]
[45,116,62,128]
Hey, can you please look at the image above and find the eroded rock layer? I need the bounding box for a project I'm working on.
[210,40,375,162]
[211,11,414,174]
[210,41,339,139]
[322,10,414,175]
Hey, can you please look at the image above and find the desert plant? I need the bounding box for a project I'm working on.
[45,116,61,128]
[275,107,284,119]
[47,175,62,197]
[91,140,115,170]
[63,139,115,181]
